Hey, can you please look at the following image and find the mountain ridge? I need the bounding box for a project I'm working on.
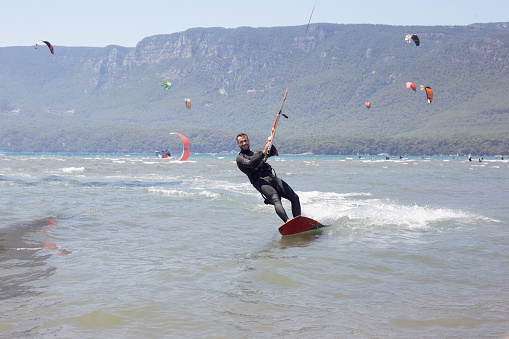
[1,23,508,154]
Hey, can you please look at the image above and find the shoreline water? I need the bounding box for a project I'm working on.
[1,153,508,337]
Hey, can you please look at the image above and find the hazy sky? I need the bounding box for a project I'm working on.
[2,0,508,47]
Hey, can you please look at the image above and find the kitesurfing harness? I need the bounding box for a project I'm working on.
[237,146,279,204]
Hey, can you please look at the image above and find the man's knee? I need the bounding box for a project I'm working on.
[265,193,281,205]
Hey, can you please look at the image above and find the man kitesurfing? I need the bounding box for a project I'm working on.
[236,133,301,223]
[234,0,326,235]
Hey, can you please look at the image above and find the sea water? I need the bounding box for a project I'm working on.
[0,153,508,338]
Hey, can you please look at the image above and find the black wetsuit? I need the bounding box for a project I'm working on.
[236,145,301,222]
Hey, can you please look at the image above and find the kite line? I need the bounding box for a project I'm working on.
[261,0,318,164]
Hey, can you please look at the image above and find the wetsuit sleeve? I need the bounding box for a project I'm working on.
[268,145,278,157]
[236,150,265,170]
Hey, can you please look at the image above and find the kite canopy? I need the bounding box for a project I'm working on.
[365,102,371,109]
[406,82,416,91]
[404,34,420,46]
[170,133,190,161]
[34,40,54,54]
[420,85,433,103]
[424,87,433,103]
[161,81,172,90]
[185,98,191,109]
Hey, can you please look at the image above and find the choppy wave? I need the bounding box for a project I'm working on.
[299,190,493,230]
[146,187,192,197]
[59,166,86,173]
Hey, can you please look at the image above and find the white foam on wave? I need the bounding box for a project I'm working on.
[351,200,474,229]
[199,190,221,199]
[60,167,86,173]
[299,190,490,230]
[147,188,192,197]
[191,178,253,195]
[105,174,183,183]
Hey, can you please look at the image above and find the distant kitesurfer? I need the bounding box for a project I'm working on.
[236,133,301,223]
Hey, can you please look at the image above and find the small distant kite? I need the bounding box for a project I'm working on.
[34,40,54,54]
[185,98,191,109]
[161,81,172,90]
[404,34,420,46]
[406,82,416,92]
[365,102,371,109]
[420,85,433,103]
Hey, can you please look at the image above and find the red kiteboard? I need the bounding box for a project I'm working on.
[278,216,327,236]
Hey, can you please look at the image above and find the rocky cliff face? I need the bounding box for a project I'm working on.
[79,26,313,92]
[2,23,509,141]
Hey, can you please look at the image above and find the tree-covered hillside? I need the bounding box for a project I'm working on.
[1,23,508,154]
